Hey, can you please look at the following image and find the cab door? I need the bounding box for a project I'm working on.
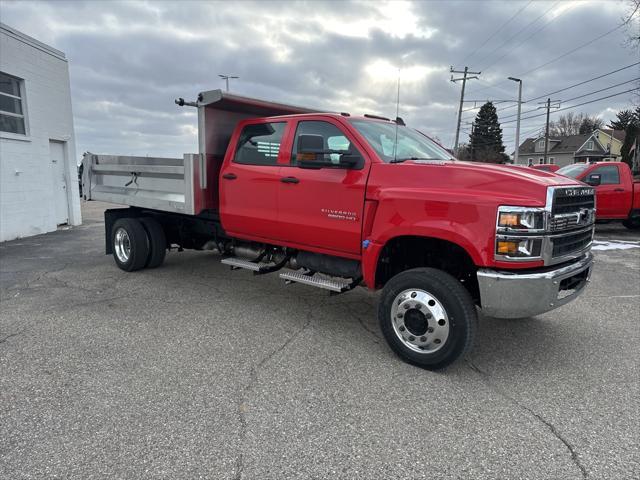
[582,164,631,218]
[276,119,370,255]
[219,120,287,240]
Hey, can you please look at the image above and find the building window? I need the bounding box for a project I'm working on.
[585,140,594,150]
[0,72,26,135]
[539,158,544,164]
[537,139,545,150]
[549,157,555,164]
[527,158,533,166]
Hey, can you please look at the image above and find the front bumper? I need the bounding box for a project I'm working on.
[477,253,593,319]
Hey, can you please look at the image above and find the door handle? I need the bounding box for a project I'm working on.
[280,176,300,184]
[222,173,237,180]
[614,188,624,192]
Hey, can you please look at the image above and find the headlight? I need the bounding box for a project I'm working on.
[495,206,546,261]
[496,237,543,258]
[497,206,545,232]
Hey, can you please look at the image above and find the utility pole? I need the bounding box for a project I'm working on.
[538,98,561,164]
[218,74,239,91]
[508,77,522,164]
[451,66,481,154]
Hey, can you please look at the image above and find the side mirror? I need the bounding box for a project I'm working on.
[297,134,324,154]
[585,173,601,186]
[297,134,359,169]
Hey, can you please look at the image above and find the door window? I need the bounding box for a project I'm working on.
[590,165,619,184]
[291,121,354,166]
[234,122,285,165]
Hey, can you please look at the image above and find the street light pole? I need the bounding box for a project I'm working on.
[218,74,239,92]
[508,77,522,165]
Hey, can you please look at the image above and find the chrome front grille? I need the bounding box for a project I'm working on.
[551,229,593,258]
[551,187,595,216]
[546,186,595,262]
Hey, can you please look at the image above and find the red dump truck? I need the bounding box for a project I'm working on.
[82,90,595,369]
[557,161,640,229]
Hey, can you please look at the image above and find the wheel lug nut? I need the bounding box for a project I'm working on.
[420,336,427,342]
[434,339,441,344]
[426,313,432,319]
[438,319,446,326]
[397,313,404,319]
[399,326,405,332]
[408,335,415,341]
[427,327,434,333]
[404,304,410,310]
[415,304,421,310]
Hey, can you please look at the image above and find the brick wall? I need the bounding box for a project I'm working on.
[0,24,81,242]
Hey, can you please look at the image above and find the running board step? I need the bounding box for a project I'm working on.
[221,257,275,273]
[279,270,353,293]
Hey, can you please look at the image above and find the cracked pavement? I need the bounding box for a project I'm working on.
[1,201,639,479]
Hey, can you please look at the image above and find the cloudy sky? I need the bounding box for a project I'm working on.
[2,0,638,158]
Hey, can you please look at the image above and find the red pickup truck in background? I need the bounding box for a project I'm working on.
[530,164,560,173]
[557,162,640,229]
[83,90,596,370]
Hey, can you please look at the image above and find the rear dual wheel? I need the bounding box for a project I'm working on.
[378,268,477,370]
[111,217,166,272]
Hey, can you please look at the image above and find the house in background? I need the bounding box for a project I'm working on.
[515,128,625,168]
[0,23,81,242]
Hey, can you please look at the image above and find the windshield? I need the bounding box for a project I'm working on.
[349,120,453,163]
[557,163,589,178]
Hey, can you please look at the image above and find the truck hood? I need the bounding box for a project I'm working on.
[368,160,583,207]
[449,161,578,187]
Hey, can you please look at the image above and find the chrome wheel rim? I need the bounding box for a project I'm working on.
[114,227,131,263]
[391,289,450,354]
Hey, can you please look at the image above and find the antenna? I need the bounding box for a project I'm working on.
[393,68,401,162]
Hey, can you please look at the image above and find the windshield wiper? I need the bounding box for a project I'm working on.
[389,157,443,163]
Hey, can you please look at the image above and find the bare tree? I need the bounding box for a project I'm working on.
[549,113,582,136]
[549,113,603,136]
[622,0,640,49]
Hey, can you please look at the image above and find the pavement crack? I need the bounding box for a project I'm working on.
[0,331,23,345]
[232,308,314,480]
[467,359,588,480]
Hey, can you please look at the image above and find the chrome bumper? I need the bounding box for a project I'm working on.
[477,253,593,319]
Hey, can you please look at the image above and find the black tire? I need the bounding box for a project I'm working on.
[378,268,477,370]
[140,217,167,268]
[111,218,149,272]
[622,218,640,230]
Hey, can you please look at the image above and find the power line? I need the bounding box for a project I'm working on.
[501,88,639,124]
[485,62,640,117]
[461,0,533,64]
[466,22,626,97]
[479,1,562,72]
[526,61,640,103]
[499,77,640,121]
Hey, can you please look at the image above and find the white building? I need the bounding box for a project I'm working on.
[0,23,81,242]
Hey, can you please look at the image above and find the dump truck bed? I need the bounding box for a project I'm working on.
[82,89,320,216]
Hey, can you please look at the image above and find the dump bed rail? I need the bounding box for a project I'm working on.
[82,152,217,215]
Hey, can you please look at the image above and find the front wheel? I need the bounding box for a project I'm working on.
[622,217,640,230]
[378,268,477,370]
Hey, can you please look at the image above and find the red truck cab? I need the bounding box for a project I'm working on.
[557,162,640,229]
[84,90,597,370]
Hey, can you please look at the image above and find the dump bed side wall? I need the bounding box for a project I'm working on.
[82,153,218,215]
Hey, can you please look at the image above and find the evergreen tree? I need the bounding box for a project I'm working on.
[609,109,635,130]
[469,102,508,163]
[620,108,640,170]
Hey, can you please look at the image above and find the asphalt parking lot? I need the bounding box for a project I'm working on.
[1,201,639,480]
